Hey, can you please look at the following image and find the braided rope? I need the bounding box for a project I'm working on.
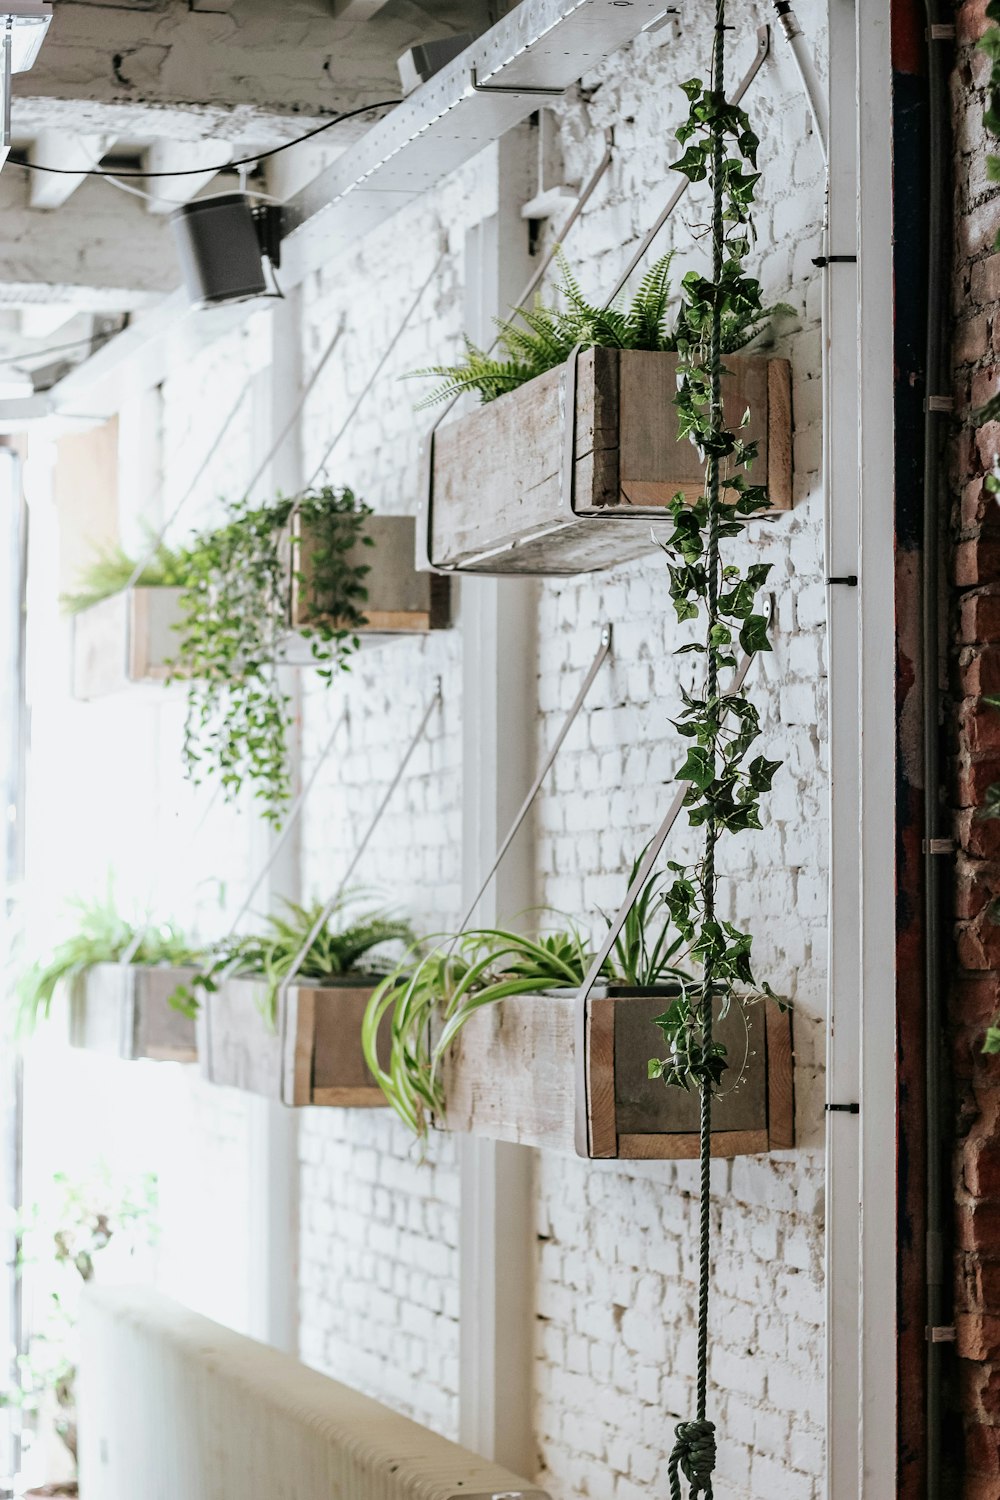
[668,4,726,1493]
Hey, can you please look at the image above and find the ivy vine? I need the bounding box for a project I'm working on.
[169,485,373,825]
[645,15,779,1495]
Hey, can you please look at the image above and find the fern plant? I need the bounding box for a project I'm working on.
[362,863,691,1140]
[411,250,787,408]
[172,897,415,1024]
[16,896,200,1035]
[61,533,197,614]
[168,485,373,824]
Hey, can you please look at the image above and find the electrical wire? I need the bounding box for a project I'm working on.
[0,328,118,369]
[14,97,399,181]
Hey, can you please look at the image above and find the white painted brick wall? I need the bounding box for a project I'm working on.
[26,1,832,1491]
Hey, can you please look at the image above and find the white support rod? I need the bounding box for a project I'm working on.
[856,2,898,1492]
[772,2,830,160]
[823,2,861,1496]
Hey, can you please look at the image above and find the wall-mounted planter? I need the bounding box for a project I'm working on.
[437,985,793,1159]
[421,348,793,575]
[69,962,198,1063]
[196,975,390,1106]
[291,513,450,641]
[72,587,184,701]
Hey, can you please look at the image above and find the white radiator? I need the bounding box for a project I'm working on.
[79,1287,548,1500]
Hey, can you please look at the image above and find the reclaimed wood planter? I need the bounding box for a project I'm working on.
[69,962,198,1063]
[72,517,450,699]
[196,975,390,1106]
[438,985,794,1159]
[72,586,184,700]
[421,348,793,575]
[291,514,450,640]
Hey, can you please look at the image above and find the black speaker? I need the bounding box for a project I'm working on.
[170,192,270,308]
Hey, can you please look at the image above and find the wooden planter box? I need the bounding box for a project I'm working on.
[421,347,793,575]
[196,975,390,1106]
[438,985,794,1159]
[69,962,198,1063]
[72,586,184,700]
[292,514,450,639]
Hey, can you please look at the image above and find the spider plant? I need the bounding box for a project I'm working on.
[173,897,415,1025]
[362,863,691,1139]
[16,897,200,1036]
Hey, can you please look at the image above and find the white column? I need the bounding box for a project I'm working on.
[856,4,898,1493]
[244,292,304,1355]
[458,124,538,1478]
[823,2,862,1496]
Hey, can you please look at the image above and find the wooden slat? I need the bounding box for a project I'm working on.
[765,1002,796,1148]
[438,993,578,1153]
[767,358,794,511]
[586,997,617,1159]
[131,968,198,1063]
[618,1129,771,1160]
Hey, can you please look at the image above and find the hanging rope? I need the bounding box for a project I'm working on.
[667,6,727,1495]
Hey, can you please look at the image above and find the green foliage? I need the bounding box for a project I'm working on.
[60,531,197,614]
[171,896,414,1025]
[410,252,679,408]
[6,1167,158,1469]
[169,485,373,824]
[15,895,200,1035]
[363,866,689,1140]
[647,75,779,1095]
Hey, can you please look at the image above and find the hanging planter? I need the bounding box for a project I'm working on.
[196,976,391,1105]
[289,513,450,641]
[438,983,792,1158]
[191,899,410,1104]
[420,347,791,575]
[68,962,198,1063]
[72,585,186,701]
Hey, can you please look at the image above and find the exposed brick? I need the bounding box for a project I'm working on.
[953,973,1000,1029]
[957,755,1000,808]
[963,589,1000,644]
[973,253,1000,310]
[958,1312,1000,1362]
[959,313,993,365]
[960,646,1000,697]
[977,420,1000,468]
[958,0,990,44]
[956,859,1000,919]
[957,537,1000,589]
[958,1199,1000,1253]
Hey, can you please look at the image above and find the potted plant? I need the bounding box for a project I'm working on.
[361,864,792,1158]
[8,1169,157,1498]
[191,897,415,1105]
[16,896,202,1063]
[413,253,793,574]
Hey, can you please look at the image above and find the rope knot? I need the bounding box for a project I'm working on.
[667,1418,717,1499]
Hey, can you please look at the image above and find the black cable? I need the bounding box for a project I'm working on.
[0,329,118,368]
[14,97,399,179]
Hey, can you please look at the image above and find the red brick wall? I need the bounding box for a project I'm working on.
[953,5,1000,1494]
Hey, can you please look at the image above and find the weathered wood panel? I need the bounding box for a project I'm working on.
[72,587,185,700]
[197,976,389,1107]
[292,514,450,635]
[70,963,197,1062]
[427,347,793,575]
[438,988,794,1159]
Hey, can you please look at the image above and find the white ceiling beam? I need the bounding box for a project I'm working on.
[27,128,115,209]
[0,169,179,305]
[141,138,234,215]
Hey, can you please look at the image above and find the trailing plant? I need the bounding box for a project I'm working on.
[60,532,197,614]
[643,27,782,1497]
[171,896,414,1024]
[362,863,690,1140]
[15,896,200,1035]
[5,1168,158,1473]
[168,485,373,824]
